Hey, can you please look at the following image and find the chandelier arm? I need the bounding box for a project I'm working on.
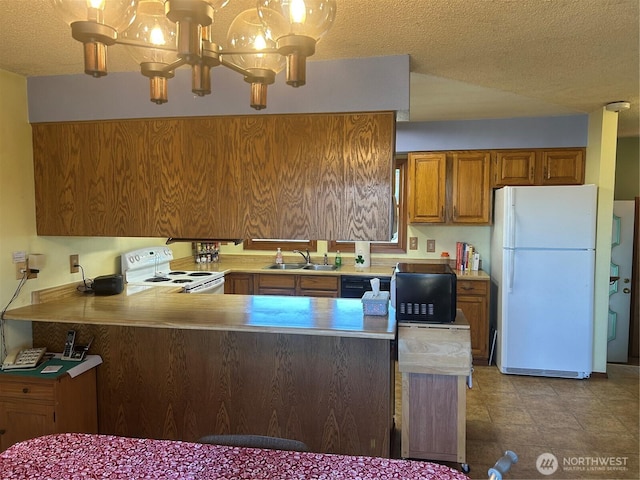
[161,58,189,74]
[218,48,280,56]
[219,58,258,78]
[115,38,177,53]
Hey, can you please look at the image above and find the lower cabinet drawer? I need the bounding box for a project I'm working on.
[257,274,296,289]
[456,280,488,296]
[0,379,55,402]
[299,275,339,291]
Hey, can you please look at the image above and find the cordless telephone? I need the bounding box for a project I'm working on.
[61,330,76,360]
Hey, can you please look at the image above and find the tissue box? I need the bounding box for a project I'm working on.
[362,291,390,316]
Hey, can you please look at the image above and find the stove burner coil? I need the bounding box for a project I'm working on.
[172,279,194,283]
[144,277,171,283]
[168,271,187,275]
[188,272,213,277]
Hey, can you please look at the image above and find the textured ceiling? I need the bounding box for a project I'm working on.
[0,0,638,136]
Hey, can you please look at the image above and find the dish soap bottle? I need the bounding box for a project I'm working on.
[335,250,342,267]
[275,247,283,264]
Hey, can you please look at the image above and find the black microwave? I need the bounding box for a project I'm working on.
[394,263,457,323]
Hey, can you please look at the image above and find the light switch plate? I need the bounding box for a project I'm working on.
[426,239,436,252]
[12,251,26,263]
[409,237,418,250]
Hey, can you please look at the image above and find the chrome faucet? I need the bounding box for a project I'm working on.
[293,249,311,265]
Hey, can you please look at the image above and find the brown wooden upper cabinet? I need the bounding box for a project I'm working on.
[32,112,395,241]
[493,148,585,187]
[408,151,491,225]
[407,153,446,223]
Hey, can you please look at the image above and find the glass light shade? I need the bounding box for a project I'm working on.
[120,0,177,64]
[256,0,336,41]
[226,9,285,74]
[50,0,138,31]
[211,0,231,9]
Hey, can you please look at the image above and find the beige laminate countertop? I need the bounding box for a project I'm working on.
[170,255,490,281]
[4,256,485,342]
[4,286,396,340]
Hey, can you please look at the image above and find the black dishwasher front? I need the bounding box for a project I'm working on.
[340,275,392,298]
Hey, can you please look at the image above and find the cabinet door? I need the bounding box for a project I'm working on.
[32,122,97,236]
[539,149,585,185]
[224,273,254,295]
[451,152,491,224]
[456,294,489,361]
[401,373,461,461]
[408,153,446,223]
[0,401,55,452]
[493,150,536,187]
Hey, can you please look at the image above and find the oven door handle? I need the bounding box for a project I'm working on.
[184,277,225,294]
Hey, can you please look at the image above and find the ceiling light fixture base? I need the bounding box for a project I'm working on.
[605,101,631,112]
[71,21,118,45]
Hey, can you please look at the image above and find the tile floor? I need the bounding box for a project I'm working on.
[394,363,640,480]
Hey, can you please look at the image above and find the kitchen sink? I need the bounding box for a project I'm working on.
[264,263,307,270]
[303,264,338,271]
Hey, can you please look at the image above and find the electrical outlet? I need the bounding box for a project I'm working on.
[15,261,37,280]
[70,254,79,273]
[426,239,436,252]
[409,237,418,250]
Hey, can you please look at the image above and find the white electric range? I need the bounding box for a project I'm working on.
[121,247,225,294]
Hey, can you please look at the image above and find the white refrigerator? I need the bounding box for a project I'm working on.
[490,184,597,379]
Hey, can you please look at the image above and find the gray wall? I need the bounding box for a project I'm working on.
[396,115,589,151]
[27,55,410,122]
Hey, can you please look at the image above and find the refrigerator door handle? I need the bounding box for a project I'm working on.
[508,190,516,249]
[504,187,516,249]
[507,249,515,292]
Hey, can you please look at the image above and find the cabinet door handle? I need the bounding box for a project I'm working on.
[22,387,29,394]
[530,165,534,180]
[0,429,6,435]
[461,286,474,291]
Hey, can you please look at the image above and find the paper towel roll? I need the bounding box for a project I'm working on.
[354,241,370,268]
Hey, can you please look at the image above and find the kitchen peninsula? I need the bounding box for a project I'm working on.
[4,288,395,457]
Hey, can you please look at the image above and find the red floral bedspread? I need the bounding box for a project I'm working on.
[0,433,470,479]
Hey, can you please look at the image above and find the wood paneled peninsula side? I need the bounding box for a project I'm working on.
[4,289,395,457]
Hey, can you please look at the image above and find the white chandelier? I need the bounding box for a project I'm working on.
[51,0,337,109]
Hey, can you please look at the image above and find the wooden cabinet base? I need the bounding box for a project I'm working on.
[398,317,470,464]
[0,368,98,452]
[401,373,466,463]
[33,322,393,457]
